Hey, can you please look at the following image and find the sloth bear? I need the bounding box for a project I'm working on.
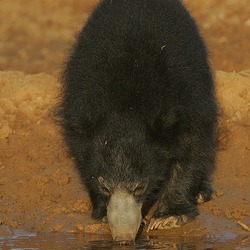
[57,0,218,242]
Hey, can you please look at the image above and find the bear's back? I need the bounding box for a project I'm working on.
[61,0,213,129]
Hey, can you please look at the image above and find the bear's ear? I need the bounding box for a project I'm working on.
[150,108,182,143]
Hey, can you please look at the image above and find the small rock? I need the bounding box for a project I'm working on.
[58,175,70,186]
[72,199,91,213]
[214,190,224,197]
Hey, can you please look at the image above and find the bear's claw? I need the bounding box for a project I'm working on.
[197,193,205,204]
[146,215,188,232]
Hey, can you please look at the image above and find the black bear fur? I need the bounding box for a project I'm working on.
[57,0,218,228]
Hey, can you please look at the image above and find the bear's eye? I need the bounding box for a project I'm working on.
[98,176,110,196]
[101,186,110,196]
[133,185,145,196]
[133,179,149,196]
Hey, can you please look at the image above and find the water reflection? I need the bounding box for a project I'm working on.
[84,236,214,249]
[0,229,249,250]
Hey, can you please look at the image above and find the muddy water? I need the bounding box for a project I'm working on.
[1,229,249,250]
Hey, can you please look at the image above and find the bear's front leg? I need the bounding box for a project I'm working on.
[147,160,206,231]
[91,199,107,222]
[86,183,108,222]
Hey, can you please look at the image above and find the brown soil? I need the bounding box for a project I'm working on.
[0,0,249,242]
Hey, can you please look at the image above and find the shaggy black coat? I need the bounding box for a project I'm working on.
[58,0,218,223]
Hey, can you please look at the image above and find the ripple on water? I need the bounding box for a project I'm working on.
[0,229,249,250]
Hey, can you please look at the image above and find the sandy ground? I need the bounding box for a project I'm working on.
[0,0,249,242]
